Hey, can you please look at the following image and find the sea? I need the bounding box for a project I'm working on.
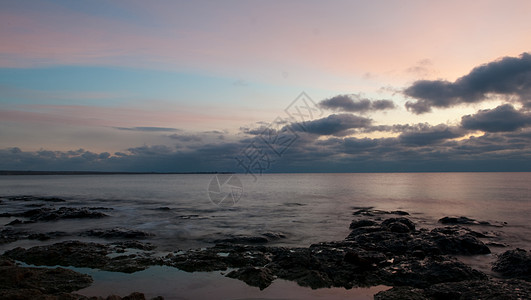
[1,172,530,299]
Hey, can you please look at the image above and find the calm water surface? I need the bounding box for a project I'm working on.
[1,173,530,299]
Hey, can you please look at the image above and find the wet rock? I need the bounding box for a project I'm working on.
[4,195,67,202]
[346,225,383,239]
[384,256,487,288]
[382,217,416,233]
[22,207,108,221]
[4,240,110,269]
[425,227,491,255]
[112,240,157,251]
[226,266,275,290]
[0,228,26,244]
[6,219,27,226]
[0,257,92,295]
[439,216,490,226]
[261,232,287,240]
[349,219,377,229]
[214,236,269,244]
[3,240,158,273]
[82,228,154,239]
[353,207,410,217]
[28,231,69,241]
[426,279,531,300]
[374,286,428,300]
[492,248,531,280]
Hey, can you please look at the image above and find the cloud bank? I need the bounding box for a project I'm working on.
[319,94,396,113]
[405,52,531,114]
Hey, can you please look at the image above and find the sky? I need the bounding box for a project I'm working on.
[1,0,531,173]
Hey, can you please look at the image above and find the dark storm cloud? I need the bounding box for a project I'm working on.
[114,126,180,132]
[398,124,466,146]
[404,53,531,114]
[319,94,396,113]
[292,114,372,135]
[461,104,531,132]
[2,125,531,172]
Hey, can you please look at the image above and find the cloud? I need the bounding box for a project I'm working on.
[114,127,180,132]
[461,104,531,132]
[168,134,202,142]
[398,124,465,146]
[293,114,372,135]
[405,53,531,114]
[319,94,396,113]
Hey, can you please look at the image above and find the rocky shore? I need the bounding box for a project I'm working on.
[1,195,530,299]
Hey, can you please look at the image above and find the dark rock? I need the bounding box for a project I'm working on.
[349,219,377,229]
[439,216,490,226]
[82,228,154,239]
[5,195,67,202]
[427,229,491,255]
[6,219,26,226]
[375,279,531,300]
[226,266,274,290]
[28,231,68,241]
[384,256,488,288]
[0,228,26,244]
[22,207,108,221]
[214,236,269,244]
[112,240,157,251]
[492,248,531,280]
[382,218,416,232]
[0,257,92,294]
[346,225,383,240]
[391,210,410,216]
[261,232,287,240]
[374,286,428,300]
[426,279,531,300]
[4,240,110,269]
[3,240,158,273]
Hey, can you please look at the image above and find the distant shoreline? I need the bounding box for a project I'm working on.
[0,171,235,175]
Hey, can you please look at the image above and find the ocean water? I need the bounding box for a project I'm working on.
[1,173,530,252]
[1,173,530,299]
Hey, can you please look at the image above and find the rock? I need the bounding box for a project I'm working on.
[6,219,26,226]
[384,256,488,288]
[382,218,415,232]
[382,218,416,233]
[439,216,490,226]
[375,279,531,300]
[22,207,108,221]
[3,240,158,273]
[346,225,383,240]
[261,232,287,240]
[492,248,531,280]
[0,228,26,244]
[82,228,154,239]
[349,219,377,229]
[374,286,428,300]
[426,279,531,300]
[226,266,275,290]
[426,228,491,255]
[214,236,269,244]
[0,257,92,295]
[4,240,110,269]
[28,231,68,241]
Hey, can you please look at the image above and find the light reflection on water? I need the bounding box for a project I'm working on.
[1,173,530,252]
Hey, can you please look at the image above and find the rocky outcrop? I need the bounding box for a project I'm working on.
[492,248,531,280]
[375,279,531,300]
[3,240,160,273]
